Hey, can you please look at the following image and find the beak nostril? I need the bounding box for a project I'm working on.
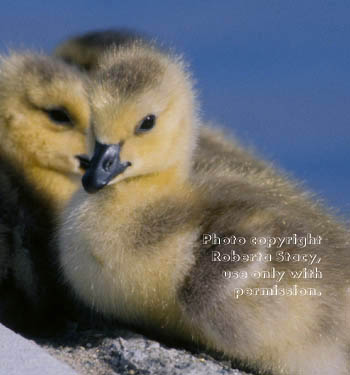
[103,158,114,172]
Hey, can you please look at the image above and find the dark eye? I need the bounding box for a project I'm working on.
[44,107,73,127]
[136,114,156,133]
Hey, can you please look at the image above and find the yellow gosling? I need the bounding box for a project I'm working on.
[59,43,350,375]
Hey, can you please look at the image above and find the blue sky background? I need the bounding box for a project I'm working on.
[1,1,349,216]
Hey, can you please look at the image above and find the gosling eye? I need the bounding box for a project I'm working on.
[43,107,73,127]
[135,114,156,134]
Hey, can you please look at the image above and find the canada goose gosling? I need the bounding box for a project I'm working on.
[59,43,350,375]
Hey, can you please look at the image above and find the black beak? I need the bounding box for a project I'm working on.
[76,154,90,171]
[82,141,131,194]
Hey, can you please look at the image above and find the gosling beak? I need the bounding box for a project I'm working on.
[82,141,131,194]
[76,154,90,171]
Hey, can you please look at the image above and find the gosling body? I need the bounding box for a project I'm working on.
[0,154,70,335]
[59,43,350,375]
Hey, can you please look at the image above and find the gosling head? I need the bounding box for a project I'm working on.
[83,42,199,193]
[0,53,90,206]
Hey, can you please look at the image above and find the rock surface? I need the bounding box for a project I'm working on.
[39,326,252,375]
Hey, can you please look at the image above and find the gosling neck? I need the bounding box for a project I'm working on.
[107,165,192,206]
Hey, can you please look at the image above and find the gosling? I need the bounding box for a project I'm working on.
[59,43,350,375]
[0,53,90,334]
